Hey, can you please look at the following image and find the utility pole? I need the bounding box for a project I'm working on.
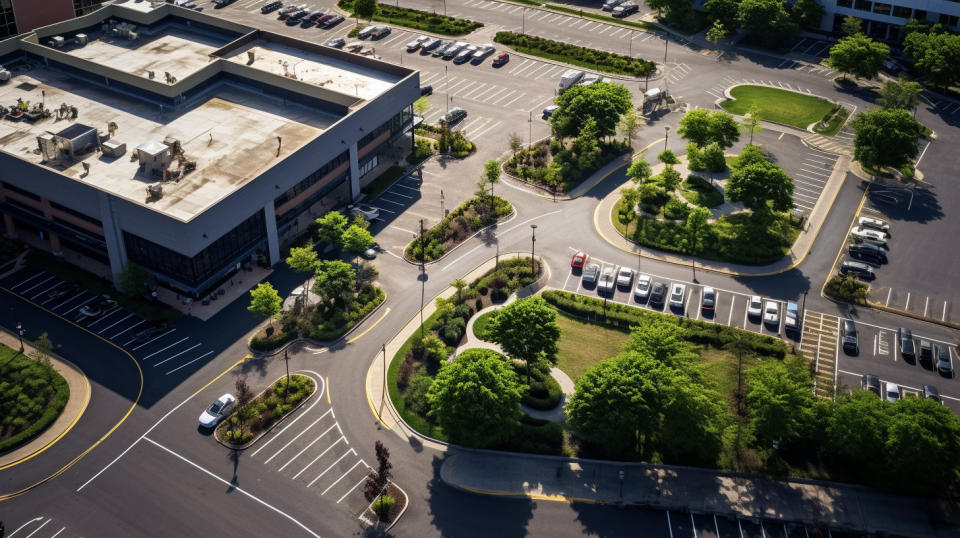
[440,189,445,221]
[16,321,24,353]
[379,343,387,417]
[664,126,669,152]
[663,37,668,64]
[530,224,537,274]
[528,110,532,147]
[522,8,526,34]
[629,30,634,57]
[283,349,290,402]
[419,219,426,340]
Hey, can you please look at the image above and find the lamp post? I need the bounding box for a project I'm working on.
[528,110,532,147]
[629,30,634,57]
[530,224,537,274]
[664,126,669,152]
[440,189,445,221]
[379,343,387,417]
[522,8,527,34]
[16,321,24,353]
[663,36,668,64]
[443,0,446,16]
[444,65,449,115]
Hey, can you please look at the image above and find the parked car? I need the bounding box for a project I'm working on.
[848,242,887,264]
[444,107,467,125]
[602,0,625,11]
[579,74,601,86]
[598,266,617,294]
[634,274,651,300]
[747,295,763,318]
[432,40,454,57]
[261,1,283,13]
[936,344,953,377]
[357,25,378,39]
[869,190,903,206]
[303,10,325,24]
[407,35,430,52]
[80,295,117,318]
[321,14,344,27]
[421,37,442,52]
[369,26,391,39]
[277,4,300,18]
[612,2,639,17]
[491,52,509,66]
[649,281,667,306]
[443,42,468,59]
[42,282,80,303]
[343,41,364,52]
[542,105,559,119]
[558,69,584,92]
[839,260,876,280]
[199,394,235,428]
[570,250,588,270]
[348,203,380,221]
[851,226,888,244]
[582,263,601,285]
[923,384,941,403]
[763,300,780,327]
[668,283,686,309]
[841,319,858,354]
[472,44,496,62]
[919,339,934,367]
[898,327,915,361]
[317,13,336,25]
[701,286,716,311]
[616,266,633,288]
[420,84,433,96]
[885,382,902,402]
[858,216,890,233]
[784,301,799,332]
[323,37,346,48]
[285,9,308,24]
[361,246,378,260]
[861,374,881,396]
[454,45,478,64]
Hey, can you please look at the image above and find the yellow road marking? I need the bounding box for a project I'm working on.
[364,363,392,431]
[326,376,332,404]
[778,132,785,140]
[453,483,617,505]
[192,358,246,400]
[0,287,143,501]
[820,185,869,298]
[347,307,390,344]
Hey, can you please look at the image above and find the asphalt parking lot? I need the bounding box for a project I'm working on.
[789,36,834,60]
[2,267,220,378]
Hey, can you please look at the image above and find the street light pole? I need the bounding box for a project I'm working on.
[440,189,445,221]
[664,126,669,152]
[522,8,526,34]
[16,321,24,353]
[530,224,537,274]
[629,30,634,57]
[443,0,446,16]
[379,343,387,417]
[528,110,532,147]
[444,65,449,115]
[663,37,668,64]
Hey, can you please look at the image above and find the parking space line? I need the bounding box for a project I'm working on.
[165,350,214,375]
[154,343,202,367]
[10,271,44,290]
[308,449,355,487]
[278,423,339,472]
[130,328,176,350]
[85,307,122,328]
[62,296,96,316]
[943,301,948,322]
[19,275,58,296]
[322,458,364,495]
[293,435,345,479]
[263,409,335,464]
[28,279,63,299]
[337,475,370,504]
[48,290,84,309]
[728,296,735,326]
[141,337,189,359]
[110,319,145,340]
[98,313,134,334]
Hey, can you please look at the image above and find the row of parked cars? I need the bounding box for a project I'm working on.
[860,374,943,403]
[407,37,507,66]
[265,3,346,28]
[600,0,640,17]
[839,216,891,280]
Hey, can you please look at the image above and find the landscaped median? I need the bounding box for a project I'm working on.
[216,374,315,446]
[404,195,512,263]
[720,85,848,136]
[0,343,70,455]
[493,32,656,77]
[338,0,482,35]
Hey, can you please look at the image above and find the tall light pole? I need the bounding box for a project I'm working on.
[443,0,446,16]
[444,65,449,115]
[530,224,537,274]
[528,110,532,147]
[440,189,445,221]
[16,321,24,353]
[629,30,634,57]
[663,37,668,64]
[664,126,669,152]
[522,8,527,34]
[379,343,387,417]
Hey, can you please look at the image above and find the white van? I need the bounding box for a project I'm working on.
[558,69,584,92]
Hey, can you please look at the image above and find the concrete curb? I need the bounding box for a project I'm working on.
[400,207,517,266]
[214,373,320,451]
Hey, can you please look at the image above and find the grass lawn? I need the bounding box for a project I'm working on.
[0,343,70,453]
[813,105,849,136]
[472,310,497,341]
[721,86,835,130]
[698,347,758,407]
[555,312,631,381]
[679,175,724,208]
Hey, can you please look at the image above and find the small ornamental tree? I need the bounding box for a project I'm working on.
[627,157,652,184]
[234,376,253,437]
[341,224,376,255]
[248,282,282,319]
[363,440,393,501]
[315,211,349,247]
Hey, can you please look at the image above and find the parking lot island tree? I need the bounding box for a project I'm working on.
[618,108,641,147]
[315,210,349,248]
[877,77,921,111]
[684,206,711,277]
[851,108,922,171]
[737,0,798,48]
[626,157,652,184]
[827,34,890,81]
[286,246,319,305]
[677,109,740,148]
[426,348,525,448]
[619,186,641,237]
[840,15,863,36]
[248,282,282,320]
[353,0,378,22]
[342,224,376,256]
[312,260,356,308]
[363,440,393,502]
[724,160,794,219]
[487,296,561,384]
[744,356,815,454]
[550,82,633,140]
[903,28,960,91]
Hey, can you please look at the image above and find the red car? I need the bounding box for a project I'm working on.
[571,251,588,269]
[492,52,509,67]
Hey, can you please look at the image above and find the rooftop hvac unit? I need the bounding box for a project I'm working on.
[136,141,172,178]
[37,132,59,162]
[0,67,10,82]
[102,139,126,157]
[147,183,162,199]
[50,36,65,48]
[75,34,88,46]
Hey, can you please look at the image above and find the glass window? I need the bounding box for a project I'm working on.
[873,3,891,15]
[914,9,927,20]
[892,5,911,17]
[939,13,959,26]
[837,0,852,8]
[358,154,379,178]
[854,0,872,12]
[2,182,41,201]
[50,200,102,227]
[274,150,349,208]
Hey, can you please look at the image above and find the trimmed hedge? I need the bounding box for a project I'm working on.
[405,196,512,262]
[338,0,483,35]
[494,32,656,77]
[541,290,786,358]
[250,329,296,352]
[310,286,385,341]
[0,352,70,454]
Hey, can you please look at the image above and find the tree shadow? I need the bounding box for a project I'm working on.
[427,455,534,537]
[226,448,240,494]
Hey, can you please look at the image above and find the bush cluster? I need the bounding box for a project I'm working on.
[505,137,629,193]
[517,361,563,410]
[0,352,70,453]
[494,32,656,77]
[541,290,786,358]
[221,375,315,442]
[339,0,483,35]
[679,175,725,208]
[407,137,435,164]
[310,286,385,340]
[250,329,296,351]
[405,196,512,262]
[824,275,868,303]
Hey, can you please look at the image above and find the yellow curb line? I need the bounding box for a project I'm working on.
[327,376,332,405]
[365,364,392,431]
[347,307,390,344]
[453,483,617,505]
[193,357,246,400]
[820,186,869,299]
[0,287,144,501]
[593,155,851,278]
[0,362,90,471]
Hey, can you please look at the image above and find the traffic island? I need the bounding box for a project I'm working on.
[215,374,316,449]
[359,481,409,531]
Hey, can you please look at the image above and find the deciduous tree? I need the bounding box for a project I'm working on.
[315,211,349,246]
[684,206,711,261]
[619,186,641,237]
[354,0,378,21]
[248,282,282,319]
[677,109,740,148]
[341,224,376,255]
[487,297,561,383]
[737,0,798,47]
[725,160,794,216]
[117,263,153,298]
[550,82,633,139]
[618,108,640,146]
[312,260,356,305]
[790,0,824,29]
[841,15,862,36]
[745,356,815,450]
[426,348,524,447]
[827,34,890,80]
[851,108,921,170]
[363,440,393,501]
[878,77,921,111]
[627,157,652,183]
[903,31,960,91]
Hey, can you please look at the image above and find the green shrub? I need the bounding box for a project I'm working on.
[403,374,433,416]
[0,349,70,454]
[493,32,655,77]
[824,275,868,303]
[521,367,563,410]
[663,196,690,220]
[680,175,724,208]
[408,138,434,164]
[373,494,395,520]
[339,0,482,35]
[250,330,295,351]
[347,25,361,38]
[404,196,512,262]
[309,286,385,340]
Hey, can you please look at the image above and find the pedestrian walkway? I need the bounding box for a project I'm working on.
[439,449,957,536]
[593,152,852,277]
[0,327,90,468]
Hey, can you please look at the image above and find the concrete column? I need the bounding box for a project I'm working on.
[4,213,16,237]
[97,191,127,281]
[263,203,280,266]
[349,142,360,201]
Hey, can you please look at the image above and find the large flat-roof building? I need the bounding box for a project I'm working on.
[0,1,418,298]
[818,0,960,41]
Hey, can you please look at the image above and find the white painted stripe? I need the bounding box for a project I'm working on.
[154,343,202,366]
[110,319,145,340]
[98,313,134,334]
[308,449,355,487]
[322,458,365,495]
[293,435,345,479]
[141,336,189,359]
[165,350,214,375]
[278,423,340,472]
[251,403,329,457]
[264,411,335,464]
[337,475,370,503]
[130,328,176,350]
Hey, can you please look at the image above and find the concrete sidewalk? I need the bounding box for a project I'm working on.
[593,151,851,277]
[440,449,959,536]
